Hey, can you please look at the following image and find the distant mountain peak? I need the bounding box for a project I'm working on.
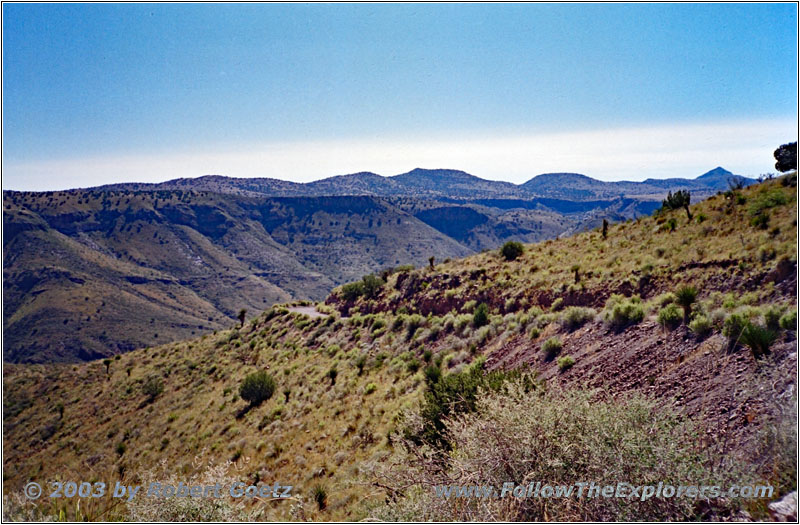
[696,167,733,179]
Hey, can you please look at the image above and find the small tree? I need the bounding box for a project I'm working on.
[500,241,524,261]
[662,190,692,221]
[239,371,276,406]
[327,367,338,386]
[774,142,797,172]
[602,219,609,239]
[237,308,247,328]
[103,358,112,375]
[428,256,435,270]
[674,285,698,324]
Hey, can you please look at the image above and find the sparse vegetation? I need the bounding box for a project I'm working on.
[557,355,575,371]
[542,336,562,358]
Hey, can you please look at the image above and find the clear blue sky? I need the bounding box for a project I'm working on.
[3,3,797,190]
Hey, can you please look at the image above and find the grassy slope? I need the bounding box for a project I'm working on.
[3,176,797,520]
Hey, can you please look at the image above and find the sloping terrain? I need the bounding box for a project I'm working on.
[3,191,471,362]
[3,174,795,521]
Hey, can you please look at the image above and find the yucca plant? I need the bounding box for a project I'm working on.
[674,285,698,324]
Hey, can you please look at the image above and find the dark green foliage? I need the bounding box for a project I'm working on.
[116,442,127,456]
[751,213,770,229]
[779,310,797,331]
[764,306,784,332]
[423,365,442,385]
[674,285,698,323]
[341,274,385,301]
[311,485,327,510]
[239,371,276,406]
[667,218,677,231]
[723,313,748,351]
[327,367,338,385]
[749,188,789,218]
[355,354,367,375]
[500,241,524,261]
[142,375,164,401]
[412,359,536,450]
[661,190,692,220]
[774,142,797,172]
[740,323,778,359]
[473,303,489,328]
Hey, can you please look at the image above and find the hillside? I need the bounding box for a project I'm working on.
[3,175,796,521]
[4,167,753,363]
[3,191,471,363]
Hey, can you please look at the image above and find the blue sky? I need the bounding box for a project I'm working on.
[3,3,797,191]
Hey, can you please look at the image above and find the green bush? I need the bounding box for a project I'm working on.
[239,371,276,406]
[472,303,489,328]
[688,315,712,339]
[542,337,562,358]
[779,310,797,331]
[410,358,536,450]
[500,241,524,261]
[561,307,595,331]
[311,485,327,510]
[749,188,788,216]
[723,313,748,350]
[550,297,564,312]
[364,383,378,395]
[142,375,164,401]
[657,304,682,329]
[740,323,778,359]
[763,305,784,331]
[557,355,575,371]
[674,285,698,323]
[604,295,644,330]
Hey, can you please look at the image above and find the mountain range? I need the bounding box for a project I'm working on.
[3,166,754,362]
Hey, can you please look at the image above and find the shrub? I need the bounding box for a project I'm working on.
[410,358,536,449]
[723,313,748,350]
[779,310,797,331]
[542,337,562,358]
[740,323,778,359]
[763,305,784,331]
[142,375,164,401]
[561,307,595,331]
[550,297,564,312]
[340,281,365,301]
[364,383,378,395]
[688,315,712,339]
[657,304,682,329]
[674,285,698,323]
[557,355,575,371]
[604,295,644,330]
[239,371,276,406]
[500,241,524,261]
[311,485,327,510]
[472,303,489,328]
[376,384,747,522]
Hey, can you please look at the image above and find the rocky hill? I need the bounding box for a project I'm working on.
[3,174,796,521]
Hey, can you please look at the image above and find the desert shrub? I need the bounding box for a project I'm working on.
[657,304,682,329]
[722,313,748,350]
[740,323,778,359]
[472,303,489,328]
[688,315,712,339]
[674,285,698,323]
[763,305,785,332]
[364,383,377,395]
[500,241,524,261]
[557,355,575,371]
[779,310,797,331]
[340,281,365,301]
[604,295,644,330]
[749,188,788,217]
[550,297,564,312]
[239,371,276,406]
[406,314,425,340]
[561,307,595,331]
[408,357,536,450]
[311,485,327,510]
[541,337,562,358]
[142,375,164,401]
[653,292,676,307]
[375,384,747,522]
